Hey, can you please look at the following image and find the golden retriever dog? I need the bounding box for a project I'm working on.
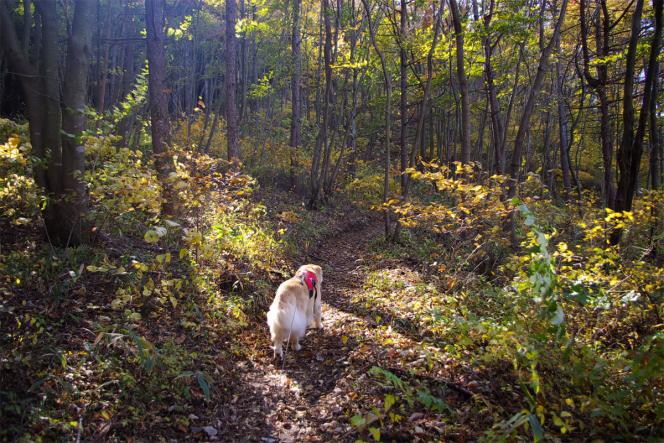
[267,264,323,359]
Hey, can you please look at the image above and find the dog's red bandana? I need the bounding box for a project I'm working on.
[302,270,317,299]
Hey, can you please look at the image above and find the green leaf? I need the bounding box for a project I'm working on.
[351,415,366,428]
[368,427,380,441]
[527,413,543,442]
[384,393,396,412]
[144,230,160,243]
[196,372,211,401]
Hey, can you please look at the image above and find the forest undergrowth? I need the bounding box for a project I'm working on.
[1,114,663,442]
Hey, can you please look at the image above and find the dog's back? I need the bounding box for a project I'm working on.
[267,277,310,358]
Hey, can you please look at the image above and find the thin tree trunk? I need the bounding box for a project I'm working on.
[362,0,392,238]
[651,62,662,191]
[554,32,572,197]
[348,0,360,178]
[239,0,248,123]
[290,0,302,189]
[478,0,505,174]
[96,0,112,114]
[449,0,471,164]
[22,0,31,52]
[145,0,174,214]
[309,1,325,207]
[411,0,445,170]
[226,0,240,164]
[508,0,568,194]
[319,0,335,201]
[612,0,662,243]
[580,0,616,207]
[0,2,44,187]
[399,0,409,195]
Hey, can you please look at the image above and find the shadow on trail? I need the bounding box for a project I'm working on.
[278,328,356,404]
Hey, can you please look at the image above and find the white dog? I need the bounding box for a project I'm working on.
[267,264,323,359]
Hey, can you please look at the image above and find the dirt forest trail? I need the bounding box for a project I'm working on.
[216,211,476,442]
[220,218,389,442]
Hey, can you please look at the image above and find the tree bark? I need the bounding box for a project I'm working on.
[613,0,662,239]
[580,0,615,207]
[145,0,175,214]
[477,0,505,174]
[651,62,662,191]
[36,0,63,197]
[226,0,240,164]
[95,0,113,114]
[554,31,572,197]
[508,0,568,193]
[449,0,471,164]
[362,0,392,238]
[290,0,302,188]
[0,2,44,187]
[309,0,334,207]
[399,0,409,195]
[60,0,95,245]
[411,0,445,169]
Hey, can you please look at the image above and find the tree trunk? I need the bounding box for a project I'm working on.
[580,0,616,207]
[0,2,45,187]
[399,0,409,195]
[554,31,572,197]
[309,1,325,207]
[651,62,662,191]
[612,0,662,243]
[449,0,471,164]
[226,0,240,164]
[478,0,505,174]
[145,0,175,214]
[347,0,360,178]
[309,0,334,207]
[508,0,568,193]
[290,0,302,189]
[36,0,63,198]
[60,0,95,245]
[362,0,392,238]
[95,0,113,114]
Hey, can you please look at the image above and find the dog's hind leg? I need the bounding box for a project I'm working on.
[272,339,283,359]
[313,302,323,329]
[271,330,284,359]
[288,335,301,351]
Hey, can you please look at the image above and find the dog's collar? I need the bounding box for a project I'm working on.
[302,270,317,299]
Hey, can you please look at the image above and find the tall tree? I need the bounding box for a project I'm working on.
[508,0,568,192]
[0,0,95,244]
[60,0,96,244]
[650,62,662,191]
[554,28,572,197]
[612,0,663,243]
[580,0,616,207]
[290,0,302,188]
[399,0,409,194]
[477,0,506,173]
[309,0,334,207]
[449,0,471,164]
[146,0,175,214]
[413,0,445,170]
[362,0,393,238]
[226,0,240,164]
